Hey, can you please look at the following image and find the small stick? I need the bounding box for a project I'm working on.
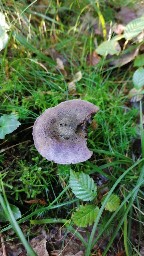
[0,233,7,256]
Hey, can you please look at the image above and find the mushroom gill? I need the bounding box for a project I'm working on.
[33,99,99,164]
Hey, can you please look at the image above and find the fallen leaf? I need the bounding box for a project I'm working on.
[68,71,82,94]
[62,239,84,256]
[128,88,143,102]
[45,48,68,76]
[109,48,139,67]
[63,252,84,256]
[56,58,67,76]
[46,48,63,61]
[75,252,84,256]
[112,24,125,35]
[72,71,82,82]
[25,199,47,205]
[56,58,65,70]
[91,120,98,130]
[68,81,76,94]
[116,251,125,256]
[87,51,101,66]
[31,236,49,256]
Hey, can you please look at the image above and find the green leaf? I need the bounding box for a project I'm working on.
[72,204,99,227]
[0,31,9,51]
[133,68,144,89]
[0,204,21,222]
[69,170,97,201]
[124,16,144,40]
[0,114,21,139]
[103,194,120,212]
[0,12,9,51]
[134,55,144,67]
[96,39,121,56]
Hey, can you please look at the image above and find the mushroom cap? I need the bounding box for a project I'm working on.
[33,99,99,164]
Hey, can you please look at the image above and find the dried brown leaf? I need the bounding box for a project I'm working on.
[116,251,125,256]
[25,199,47,205]
[56,58,67,76]
[109,48,139,67]
[68,81,76,94]
[112,24,125,35]
[128,88,143,102]
[72,71,82,82]
[56,58,65,70]
[87,51,101,66]
[31,236,49,256]
[68,71,82,94]
[46,48,63,61]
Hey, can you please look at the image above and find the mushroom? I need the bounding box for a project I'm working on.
[33,99,99,164]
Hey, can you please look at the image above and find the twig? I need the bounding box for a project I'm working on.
[0,140,31,153]
[0,233,7,256]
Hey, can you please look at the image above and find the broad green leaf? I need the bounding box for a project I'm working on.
[96,39,121,56]
[0,12,9,51]
[0,204,21,222]
[124,16,144,40]
[133,68,144,89]
[69,170,97,201]
[0,114,21,139]
[134,55,144,67]
[103,194,120,212]
[72,204,99,227]
[0,31,9,51]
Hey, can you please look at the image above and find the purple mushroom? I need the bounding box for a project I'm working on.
[33,99,99,164]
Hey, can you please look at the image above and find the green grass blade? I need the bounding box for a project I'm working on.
[1,185,71,232]
[0,194,37,256]
[85,159,143,255]
[140,101,144,158]
[103,165,144,255]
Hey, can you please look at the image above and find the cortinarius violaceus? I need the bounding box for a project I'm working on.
[33,99,99,164]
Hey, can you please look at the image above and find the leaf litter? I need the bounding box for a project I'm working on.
[0,226,85,256]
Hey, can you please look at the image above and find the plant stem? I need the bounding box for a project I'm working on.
[140,101,144,158]
[124,203,129,256]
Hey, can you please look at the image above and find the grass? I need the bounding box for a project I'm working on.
[0,1,144,255]
[0,187,37,256]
